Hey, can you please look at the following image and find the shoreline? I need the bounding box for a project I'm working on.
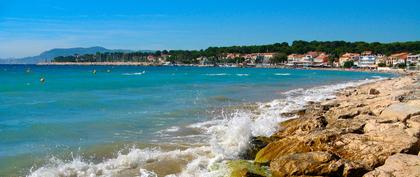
[233,72,420,177]
[29,62,415,75]
[10,70,418,177]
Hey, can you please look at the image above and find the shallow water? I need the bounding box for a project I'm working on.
[0,65,393,176]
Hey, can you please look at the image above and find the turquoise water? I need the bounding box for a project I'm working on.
[0,65,393,176]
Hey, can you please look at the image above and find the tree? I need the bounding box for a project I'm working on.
[270,53,288,64]
[377,63,386,67]
[343,61,354,68]
[396,63,406,69]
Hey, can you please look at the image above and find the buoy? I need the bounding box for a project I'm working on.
[106,69,111,73]
[40,77,45,83]
[92,69,97,74]
[26,68,31,73]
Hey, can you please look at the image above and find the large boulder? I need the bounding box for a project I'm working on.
[363,153,420,177]
[270,151,344,177]
[379,102,420,122]
[332,120,419,170]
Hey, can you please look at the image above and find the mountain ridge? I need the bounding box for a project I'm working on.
[0,47,153,64]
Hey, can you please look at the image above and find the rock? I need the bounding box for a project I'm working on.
[275,116,327,139]
[363,153,420,177]
[369,88,380,95]
[227,160,271,177]
[270,151,344,177]
[336,109,360,119]
[241,136,272,160]
[256,129,340,163]
[380,103,420,122]
[320,100,340,111]
[333,120,419,170]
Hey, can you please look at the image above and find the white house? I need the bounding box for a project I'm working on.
[407,54,420,65]
[357,55,377,68]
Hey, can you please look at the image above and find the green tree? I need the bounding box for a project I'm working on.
[377,63,386,67]
[343,61,354,68]
[270,53,288,64]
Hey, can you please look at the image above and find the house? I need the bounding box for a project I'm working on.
[259,53,275,64]
[339,53,360,66]
[376,54,388,65]
[313,53,329,66]
[287,54,305,66]
[287,52,325,66]
[407,54,420,65]
[242,54,258,64]
[388,53,409,66]
[225,53,241,59]
[147,55,156,62]
[358,55,377,68]
[338,53,360,66]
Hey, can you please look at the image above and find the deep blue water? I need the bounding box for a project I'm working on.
[0,65,393,175]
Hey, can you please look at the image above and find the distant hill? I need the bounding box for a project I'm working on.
[0,46,148,64]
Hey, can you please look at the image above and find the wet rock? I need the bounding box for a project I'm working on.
[227,160,271,177]
[241,136,272,160]
[270,151,344,177]
[363,153,420,177]
[369,88,380,95]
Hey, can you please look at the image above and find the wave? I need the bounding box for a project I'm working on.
[204,73,229,76]
[274,73,290,76]
[123,71,146,76]
[236,74,249,77]
[27,77,386,177]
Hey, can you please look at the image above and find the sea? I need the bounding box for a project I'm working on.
[0,65,394,177]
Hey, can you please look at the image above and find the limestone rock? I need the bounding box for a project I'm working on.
[333,120,419,170]
[227,160,271,177]
[270,152,344,177]
[363,153,420,177]
[380,102,420,122]
[369,88,380,95]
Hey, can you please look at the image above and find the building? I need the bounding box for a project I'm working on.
[225,53,241,59]
[287,54,305,66]
[357,55,377,68]
[376,54,388,65]
[388,53,409,66]
[407,54,420,65]
[313,53,329,66]
[339,53,360,66]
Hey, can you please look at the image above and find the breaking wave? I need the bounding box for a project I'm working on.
[27,77,385,177]
[122,71,146,76]
[204,73,229,76]
[274,73,291,76]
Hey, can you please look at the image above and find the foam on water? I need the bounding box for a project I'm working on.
[204,73,229,76]
[27,77,385,177]
[274,73,291,76]
[122,71,146,76]
[236,74,249,76]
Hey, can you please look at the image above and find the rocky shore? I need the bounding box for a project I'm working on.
[231,73,420,177]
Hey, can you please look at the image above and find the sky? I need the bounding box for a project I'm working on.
[0,0,419,58]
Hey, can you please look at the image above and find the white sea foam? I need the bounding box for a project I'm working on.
[274,73,291,76]
[236,74,249,76]
[204,73,229,76]
[123,71,146,76]
[27,77,386,177]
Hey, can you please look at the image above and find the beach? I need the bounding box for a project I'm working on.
[233,72,420,177]
[0,65,417,177]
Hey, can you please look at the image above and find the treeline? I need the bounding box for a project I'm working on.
[53,40,420,64]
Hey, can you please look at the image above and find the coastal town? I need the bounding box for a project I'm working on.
[45,50,420,71]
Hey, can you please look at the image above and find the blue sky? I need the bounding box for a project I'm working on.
[0,0,419,58]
